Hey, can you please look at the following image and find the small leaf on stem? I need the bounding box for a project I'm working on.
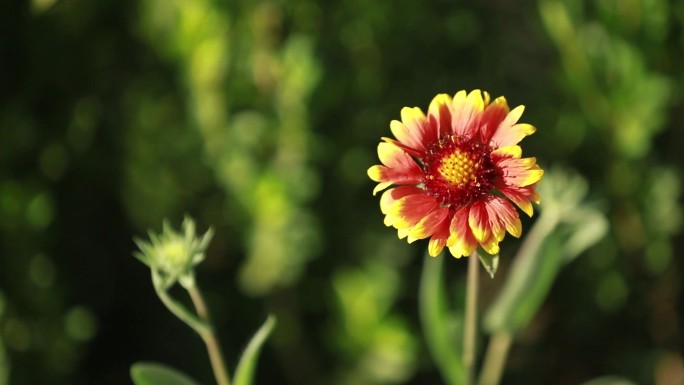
[130,362,202,385]
[478,252,499,279]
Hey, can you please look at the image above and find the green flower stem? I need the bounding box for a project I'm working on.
[152,272,210,336]
[151,272,228,385]
[463,250,479,385]
[477,332,512,385]
[188,284,230,385]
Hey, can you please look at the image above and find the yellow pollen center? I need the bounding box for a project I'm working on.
[437,149,479,187]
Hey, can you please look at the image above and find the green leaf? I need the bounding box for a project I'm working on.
[562,208,609,262]
[485,208,608,333]
[130,362,201,385]
[233,315,277,385]
[484,168,609,334]
[478,252,499,278]
[419,253,465,385]
[579,376,637,385]
[484,215,561,333]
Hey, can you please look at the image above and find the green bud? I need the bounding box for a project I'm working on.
[134,217,214,289]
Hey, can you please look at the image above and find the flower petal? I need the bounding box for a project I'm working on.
[497,157,544,187]
[472,196,512,254]
[469,198,506,256]
[485,196,522,239]
[388,193,440,229]
[368,142,423,195]
[497,183,540,217]
[428,93,454,139]
[381,137,422,158]
[408,207,450,242]
[503,105,525,126]
[478,232,501,255]
[389,106,438,154]
[491,145,522,159]
[427,213,452,257]
[451,90,487,138]
[447,208,478,258]
[491,123,536,148]
[380,187,424,226]
[380,186,424,215]
[428,237,447,257]
[486,102,537,147]
[479,96,510,143]
[468,200,491,243]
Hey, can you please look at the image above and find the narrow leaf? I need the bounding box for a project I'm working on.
[130,362,201,385]
[579,376,637,385]
[233,315,277,385]
[419,253,465,385]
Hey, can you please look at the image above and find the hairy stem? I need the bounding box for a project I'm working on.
[188,284,230,385]
[152,272,210,336]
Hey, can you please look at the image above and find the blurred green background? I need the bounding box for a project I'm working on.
[0,0,682,384]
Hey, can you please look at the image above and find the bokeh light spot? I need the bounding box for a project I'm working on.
[65,307,98,342]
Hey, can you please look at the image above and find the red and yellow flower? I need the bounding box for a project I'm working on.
[368,90,543,258]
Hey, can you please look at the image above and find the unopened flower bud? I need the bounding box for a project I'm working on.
[134,217,214,289]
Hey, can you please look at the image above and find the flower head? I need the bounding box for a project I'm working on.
[368,90,543,258]
[134,217,214,288]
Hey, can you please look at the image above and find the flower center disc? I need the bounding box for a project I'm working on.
[437,149,480,188]
[422,136,498,208]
